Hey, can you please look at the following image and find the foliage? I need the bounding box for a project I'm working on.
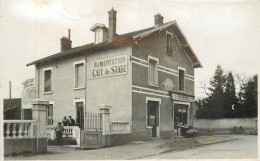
[238,75,258,117]
[196,65,257,119]
[48,137,77,146]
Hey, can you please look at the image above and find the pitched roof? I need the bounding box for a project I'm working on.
[27,21,202,68]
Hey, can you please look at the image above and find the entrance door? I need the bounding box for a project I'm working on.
[76,102,84,130]
[174,104,188,130]
[147,101,159,138]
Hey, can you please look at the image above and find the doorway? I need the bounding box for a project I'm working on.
[147,101,159,138]
[76,102,84,130]
[174,103,188,130]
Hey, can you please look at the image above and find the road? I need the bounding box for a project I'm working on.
[139,135,258,159]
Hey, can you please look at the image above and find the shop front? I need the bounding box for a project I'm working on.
[169,92,194,134]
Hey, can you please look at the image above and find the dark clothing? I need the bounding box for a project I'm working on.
[68,118,75,126]
[62,120,68,126]
[55,125,64,146]
[56,131,62,145]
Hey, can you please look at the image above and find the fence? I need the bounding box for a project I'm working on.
[4,99,49,155]
[85,112,102,131]
[46,126,81,146]
[4,120,37,139]
[110,121,132,134]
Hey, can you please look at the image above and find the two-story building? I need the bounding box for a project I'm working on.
[27,8,202,140]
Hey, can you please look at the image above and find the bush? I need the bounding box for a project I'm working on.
[48,137,77,146]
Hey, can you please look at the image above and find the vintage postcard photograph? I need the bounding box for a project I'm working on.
[0,0,259,160]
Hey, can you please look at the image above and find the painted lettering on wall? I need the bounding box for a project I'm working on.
[172,93,194,102]
[92,55,127,78]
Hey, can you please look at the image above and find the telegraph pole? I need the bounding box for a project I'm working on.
[9,81,12,99]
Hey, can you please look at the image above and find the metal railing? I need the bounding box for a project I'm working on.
[85,112,102,131]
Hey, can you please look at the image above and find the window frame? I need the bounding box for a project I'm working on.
[178,67,186,92]
[166,31,173,54]
[148,56,159,87]
[46,101,55,126]
[73,60,86,90]
[95,29,103,44]
[43,67,53,94]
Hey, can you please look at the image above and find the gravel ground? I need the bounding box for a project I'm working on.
[157,137,203,152]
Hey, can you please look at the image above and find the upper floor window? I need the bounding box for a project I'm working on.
[43,68,52,93]
[179,68,185,91]
[148,56,159,86]
[95,29,103,44]
[166,31,173,53]
[74,60,85,89]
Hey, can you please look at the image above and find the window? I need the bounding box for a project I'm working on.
[148,56,159,86]
[74,60,85,89]
[179,69,185,91]
[44,69,52,92]
[166,31,173,53]
[47,104,53,126]
[95,29,103,44]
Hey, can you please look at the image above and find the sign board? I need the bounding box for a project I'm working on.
[172,93,194,102]
[92,55,127,79]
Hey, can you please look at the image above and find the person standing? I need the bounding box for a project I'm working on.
[54,122,64,146]
[68,116,75,126]
[62,116,68,126]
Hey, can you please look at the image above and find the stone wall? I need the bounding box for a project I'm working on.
[194,118,258,135]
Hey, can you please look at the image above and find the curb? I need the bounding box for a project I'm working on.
[199,137,238,146]
[158,137,238,155]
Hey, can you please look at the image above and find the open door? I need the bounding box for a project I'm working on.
[76,102,84,130]
[147,101,159,138]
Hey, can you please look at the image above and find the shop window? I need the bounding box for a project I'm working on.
[179,69,185,91]
[47,104,53,126]
[44,69,52,93]
[148,57,159,86]
[174,104,189,129]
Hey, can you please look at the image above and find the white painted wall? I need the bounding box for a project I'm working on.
[86,46,132,122]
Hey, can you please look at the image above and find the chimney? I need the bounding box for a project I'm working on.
[154,13,164,27]
[108,8,117,42]
[60,29,72,52]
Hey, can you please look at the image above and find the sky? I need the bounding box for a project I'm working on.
[0,0,260,107]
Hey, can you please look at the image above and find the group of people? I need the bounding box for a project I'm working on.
[54,116,78,146]
[62,116,77,126]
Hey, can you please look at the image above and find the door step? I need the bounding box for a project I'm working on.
[151,137,163,140]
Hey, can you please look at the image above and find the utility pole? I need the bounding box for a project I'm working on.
[9,81,12,99]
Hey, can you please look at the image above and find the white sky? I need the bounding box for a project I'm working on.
[0,0,260,107]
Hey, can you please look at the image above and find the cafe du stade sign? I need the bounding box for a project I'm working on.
[92,55,127,79]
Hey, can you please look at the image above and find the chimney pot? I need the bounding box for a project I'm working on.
[154,13,164,27]
[60,29,72,52]
[108,8,117,42]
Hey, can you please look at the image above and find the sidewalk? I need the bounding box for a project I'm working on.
[5,135,238,160]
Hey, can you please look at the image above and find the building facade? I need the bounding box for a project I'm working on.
[27,8,202,140]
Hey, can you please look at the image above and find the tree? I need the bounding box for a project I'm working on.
[240,75,258,117]
[196,65,226,118]
[208,65,226,94]
[224,72,238,118]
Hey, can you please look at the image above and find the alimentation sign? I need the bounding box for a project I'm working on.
[92,55,127,79]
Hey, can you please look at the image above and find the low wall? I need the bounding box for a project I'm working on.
[4,138,47,156]
[194,118,258,135]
